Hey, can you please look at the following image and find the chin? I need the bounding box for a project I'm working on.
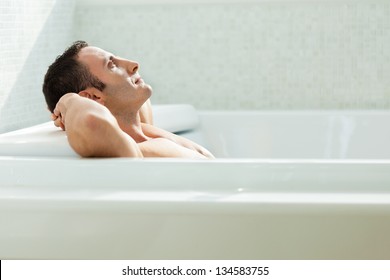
[144,84,153,97]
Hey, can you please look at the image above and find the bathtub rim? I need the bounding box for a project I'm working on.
[2,155,390,193]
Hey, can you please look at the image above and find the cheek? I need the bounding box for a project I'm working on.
[103,78,140,97]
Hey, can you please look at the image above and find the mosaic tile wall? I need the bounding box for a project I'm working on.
[0,0,75,133]
[75,1,390,110]
[0,1,389,134]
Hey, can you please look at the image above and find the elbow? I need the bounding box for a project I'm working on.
[67,112,142,158]
[66,112,105,157]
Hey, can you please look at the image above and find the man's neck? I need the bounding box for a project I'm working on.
[114,111,149,143]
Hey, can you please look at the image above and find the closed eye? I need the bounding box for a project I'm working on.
[108,56,117,69]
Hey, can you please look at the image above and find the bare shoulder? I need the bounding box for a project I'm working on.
[137,137,207,159]
[141,123,174,139]
[140,123,215,159]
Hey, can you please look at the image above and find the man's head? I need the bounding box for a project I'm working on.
[42,41,105,112]
[76,45,152,115]
[43,41,152,115]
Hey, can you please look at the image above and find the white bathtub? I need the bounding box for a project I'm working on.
[1,105,390,259]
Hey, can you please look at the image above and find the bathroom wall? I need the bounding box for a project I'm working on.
[75,0,390,110]
[0,0,389,133]
[0,0,75,133]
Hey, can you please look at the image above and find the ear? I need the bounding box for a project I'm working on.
[79,88,105,105]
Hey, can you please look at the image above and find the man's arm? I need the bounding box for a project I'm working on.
[53,93,143,158]
[141,123,215,159]
[137,137,211,159]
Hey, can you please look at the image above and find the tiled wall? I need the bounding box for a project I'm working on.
[0,0,75,133]
[75,1,390,110]
[0,1,389,133]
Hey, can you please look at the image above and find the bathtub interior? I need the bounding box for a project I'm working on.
[198,110,390,159]
[0,106,390,159]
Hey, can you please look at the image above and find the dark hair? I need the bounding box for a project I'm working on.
[42,40,105,112]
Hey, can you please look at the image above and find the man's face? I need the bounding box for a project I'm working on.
[77,46,152,111]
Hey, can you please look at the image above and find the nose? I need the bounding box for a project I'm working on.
[126,60,139,75]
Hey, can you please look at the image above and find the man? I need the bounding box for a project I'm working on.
[42,41,214,159]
